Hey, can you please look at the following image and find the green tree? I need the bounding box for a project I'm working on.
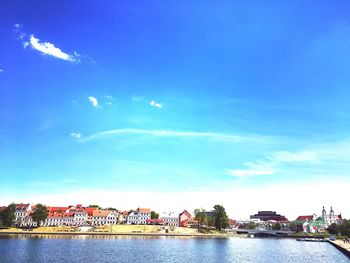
[247,221,256,229]
[32,204,48,227]
[272,223,281,230]
[213,205,229,230]
[0,203,16,227]
[151,211,159,219]
[327,223,339,235]
[338,219,350,236]
[288,221,298,232]
[87,205,102,209]
[194,208,207,229]
[207,215,216,227]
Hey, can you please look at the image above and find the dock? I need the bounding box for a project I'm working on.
[328,240,350,258]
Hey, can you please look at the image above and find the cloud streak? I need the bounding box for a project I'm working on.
[70,132,81,139]
[80,128,261,143]
[269,150,319,163]
[226,169,274,177]
[26,35,80,62]
[15,24,80,63]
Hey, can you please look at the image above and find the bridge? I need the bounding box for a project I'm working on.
[236,229,293,237]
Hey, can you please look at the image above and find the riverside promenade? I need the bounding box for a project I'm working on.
[329,240,350,258]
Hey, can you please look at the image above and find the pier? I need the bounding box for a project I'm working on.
[329,240,350,258]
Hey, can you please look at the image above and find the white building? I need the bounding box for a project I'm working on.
[73,211,88,226]
[322,206,341,226]
[160,212,179,226]
[91,210,118,226]
[14,203,35,227]
[127,208,151,225]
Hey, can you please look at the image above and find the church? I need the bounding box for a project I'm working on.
[321,206,342,226]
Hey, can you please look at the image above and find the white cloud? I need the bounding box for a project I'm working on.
[270,150,318,163]
[14,25,80,63]
[0,69,3,72]
[150,100,163,108]
[81,128,262,143]
[27,35,80,62]
[226,169,274,177]
[88,96,98,107]
[70,132,81,139]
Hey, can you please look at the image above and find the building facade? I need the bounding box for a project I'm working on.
[127,208,151,225]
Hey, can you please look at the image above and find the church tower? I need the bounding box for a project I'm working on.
[322,206,326,219]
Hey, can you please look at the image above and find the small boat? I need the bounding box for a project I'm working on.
[296,238,326,242]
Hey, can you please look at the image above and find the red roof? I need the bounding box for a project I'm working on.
[48,207,69,212]
[179,210,191,218]
[15,203,30,210]
[296,215,313,221]
[85,207,98,216]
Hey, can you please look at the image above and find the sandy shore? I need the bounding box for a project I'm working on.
[0,226,240,238]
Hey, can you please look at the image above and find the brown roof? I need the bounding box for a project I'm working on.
[138,208,151,213]
[92,210,113,217]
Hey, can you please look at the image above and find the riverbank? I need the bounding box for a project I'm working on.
[328,240,350,258]
[0,225,238,238]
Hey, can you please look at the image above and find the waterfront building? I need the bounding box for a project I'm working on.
[179,210,192,227]
[127,208,151,225]
[322,206,342,226]
[159,212,179,226]
[294,206,342,232]
[14,203,35,227]
[91,210,118,226]
[250,211,289,222]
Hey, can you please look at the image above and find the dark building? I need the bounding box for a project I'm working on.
[250,211,288,222]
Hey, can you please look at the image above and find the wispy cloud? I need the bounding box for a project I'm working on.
[131,96,144,102]
[70,132,81,139]
[80,128,260,143]
[269,150,319,163]
[226,160,275,177]
[14,24,80,63]
[88,96,99,107]
[226,169,274,177]
[150,100,163,108]
[0,69,3,72]
[105,95,115,105]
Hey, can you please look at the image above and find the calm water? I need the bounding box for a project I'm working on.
[0,235,348,263]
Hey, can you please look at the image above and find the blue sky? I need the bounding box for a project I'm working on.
[1,1,350,218]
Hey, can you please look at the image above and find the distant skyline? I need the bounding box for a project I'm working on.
[1,1,350,219]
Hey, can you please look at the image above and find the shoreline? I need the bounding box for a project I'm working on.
[328,240,350,259]
[0,231,235,238]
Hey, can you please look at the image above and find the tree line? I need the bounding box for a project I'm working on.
[194,205,229,231]
[0,203,48,227]
[327,220,350,237]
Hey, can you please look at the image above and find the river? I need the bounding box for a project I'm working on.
[0,235,348,262]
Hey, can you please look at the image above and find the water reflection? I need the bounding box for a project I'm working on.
[0,235,348,263]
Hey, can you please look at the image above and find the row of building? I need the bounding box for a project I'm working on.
[1,203,342,233]
[3,203,195,228]
[239,207,342,233]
